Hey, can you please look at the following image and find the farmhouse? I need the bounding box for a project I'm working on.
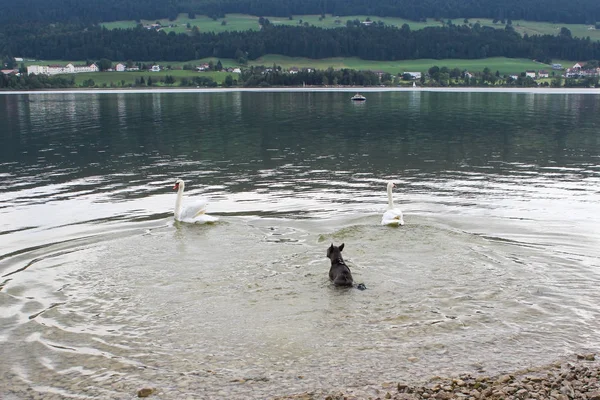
[115,63,126,72]
[538,70,549,78]
[525,70,536,79]
[150,65,161,72]
[571,62,585,70]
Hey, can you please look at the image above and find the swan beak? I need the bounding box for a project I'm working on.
[173,183,179,190]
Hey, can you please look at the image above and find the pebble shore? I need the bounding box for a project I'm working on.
[277,354,600,400]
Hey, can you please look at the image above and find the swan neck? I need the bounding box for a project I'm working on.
[174,184,184,218]
[387,185,394,209]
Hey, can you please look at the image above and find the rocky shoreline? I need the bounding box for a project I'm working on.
[276,354,600,400]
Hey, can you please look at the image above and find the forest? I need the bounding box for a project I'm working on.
[3,23,599,64]
[1,0,599,25]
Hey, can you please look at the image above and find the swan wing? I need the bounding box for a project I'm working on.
[179,198,209,221]
[178,213,219,224]
[381,208,404,226]
[192,214,219,224]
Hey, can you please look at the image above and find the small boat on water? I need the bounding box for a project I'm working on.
[351,93,366,101]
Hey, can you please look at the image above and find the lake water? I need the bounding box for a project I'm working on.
[1,90,600,399]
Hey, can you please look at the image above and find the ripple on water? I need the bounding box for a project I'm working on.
[2,214,600,399]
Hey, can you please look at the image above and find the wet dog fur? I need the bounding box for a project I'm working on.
[326,243,354,287]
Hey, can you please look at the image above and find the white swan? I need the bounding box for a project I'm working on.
[173,179,218,224]
[381,181,405,226]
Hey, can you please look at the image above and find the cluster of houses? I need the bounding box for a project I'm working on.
[25,63,145,75]
[195,63,241,73]
[509,70,551,80]
[514,62,600,80]
[142,23,177,31]
[23,62,245,76]
[564,62,600,78]
[399,62,599,82]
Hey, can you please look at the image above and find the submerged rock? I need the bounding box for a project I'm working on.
[137,387,155,398]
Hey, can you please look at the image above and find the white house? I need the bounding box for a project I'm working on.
[525,70,536,79]
[538,70,549,78]
[27,65,48,75]
[115,63,126,72]
[68,63,99,73]
[14,57,23,62]
[151,65,161,72]
[572,62,585,70]
[232,68,241,74]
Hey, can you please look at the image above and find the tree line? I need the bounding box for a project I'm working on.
[1,0,599,25]
[3,23,600,64]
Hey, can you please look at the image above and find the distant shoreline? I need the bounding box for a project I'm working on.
[1,86,600,95]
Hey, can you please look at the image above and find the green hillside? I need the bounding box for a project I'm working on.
[101,13,600,40]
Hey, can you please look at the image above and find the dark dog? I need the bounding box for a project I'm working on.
[327,243,354,287]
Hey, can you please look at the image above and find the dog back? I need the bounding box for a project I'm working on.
[327,243,354,287]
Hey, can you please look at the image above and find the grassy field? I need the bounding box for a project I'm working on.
[246,55,569,76]
[102,13,262,34]
[101,13,600,40]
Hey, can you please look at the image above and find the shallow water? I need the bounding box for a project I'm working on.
[1,91,599,399]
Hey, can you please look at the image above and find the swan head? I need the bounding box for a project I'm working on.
[173,179,184,191]
[387,181,396,191]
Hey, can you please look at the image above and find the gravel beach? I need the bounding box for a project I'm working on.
[276,354,600,400]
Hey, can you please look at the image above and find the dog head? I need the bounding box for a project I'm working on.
[326,243,345,263]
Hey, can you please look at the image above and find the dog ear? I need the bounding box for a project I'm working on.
[339,243,344,251]
[327,243,333,257]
